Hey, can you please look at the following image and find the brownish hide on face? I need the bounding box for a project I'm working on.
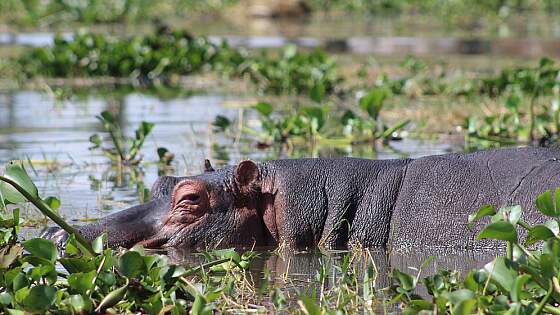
[139,160,278,250]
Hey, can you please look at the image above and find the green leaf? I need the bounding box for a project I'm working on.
[254,102,273,117]
[117,251,145,278]
[484,257,518,291]
[89,134,102,148]
[359,87,389,119]
[310,83,325,102]
[67,294,92,314]
[297,294,321,315]
[393,269,416,291]
[525,225,556,246]
[43,196,61,211]
[68,270,96,294]
[59,257,96,273]
[98,111,115,124]
[0,161,39,204]
[92,233,107,254]
[0,292,12,305]
[545,219,560,236]
[444,289,475,305]
[23,238,57,263]
[468,205,497,229]
[191,294,212,315]
[22,285,56,313]
[540,254,555,278]
[451,299,477,315]
[95,283,127,312]
[536,190,558,217]
[511,274,530,302]
[506,205,522,225]
[476,221,517,243]
[212,115,231,132]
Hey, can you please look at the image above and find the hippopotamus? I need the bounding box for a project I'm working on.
[44,146,560,251]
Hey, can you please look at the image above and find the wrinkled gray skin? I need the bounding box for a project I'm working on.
[44,147,560,251]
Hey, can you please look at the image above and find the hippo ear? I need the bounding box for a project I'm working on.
[234,160,259,189]
[204,159,215,172]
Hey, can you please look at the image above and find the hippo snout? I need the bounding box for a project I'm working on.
[41,227,70,250]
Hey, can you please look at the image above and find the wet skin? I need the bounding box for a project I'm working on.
[44,147,560,251]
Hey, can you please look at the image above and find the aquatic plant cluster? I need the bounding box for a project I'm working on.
[3,162,560,313]
[19,30,341,98]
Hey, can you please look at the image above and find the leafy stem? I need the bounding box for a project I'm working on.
[0,175,94,255]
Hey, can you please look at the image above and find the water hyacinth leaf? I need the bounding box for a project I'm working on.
[536,190,558,217]
[68,270,96,294]
[507,205,522,225]
[545,220,560,236]
[359,87,389,119]
[212,115,231,132]
[98,110,116,125]
[540,254,555,278]
[452,299,477,315]
[477,221,517,243]
[22,285,57,313]
[467,204,497,229]
[92,233,107,254]
[526,225,556,246]
[117,250,145,278]
[444,289,475,305]
[89,134,102,148]
[68,294,92,313]
[484,257,518,291]
[254,102,273,117]
[406,299,432,312]
[59,257,96,273]
[43,196,61,211]
[393,269,416,291]
[0,292,12,305]
[511,274,530,302]
[192,294,212,315]
[0,161,39,204]
[137,121,155,139]
[310,82,325,102]
[95,282,127,312]
[23,238,57,263]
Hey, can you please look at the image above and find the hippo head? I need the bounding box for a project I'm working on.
[44,160,278,250]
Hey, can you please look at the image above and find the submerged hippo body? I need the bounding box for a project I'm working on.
[45,147,560,250]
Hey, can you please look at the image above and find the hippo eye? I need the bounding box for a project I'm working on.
[181,193,200,204]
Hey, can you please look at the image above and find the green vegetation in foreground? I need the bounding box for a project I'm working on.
[19,31,341,99]
[391,190,560,314]
[4,161,560,313]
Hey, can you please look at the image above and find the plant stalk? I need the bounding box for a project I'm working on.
[0,175,94,255]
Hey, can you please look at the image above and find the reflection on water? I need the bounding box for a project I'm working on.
[167,246,499,301]
[0,88,494,291]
